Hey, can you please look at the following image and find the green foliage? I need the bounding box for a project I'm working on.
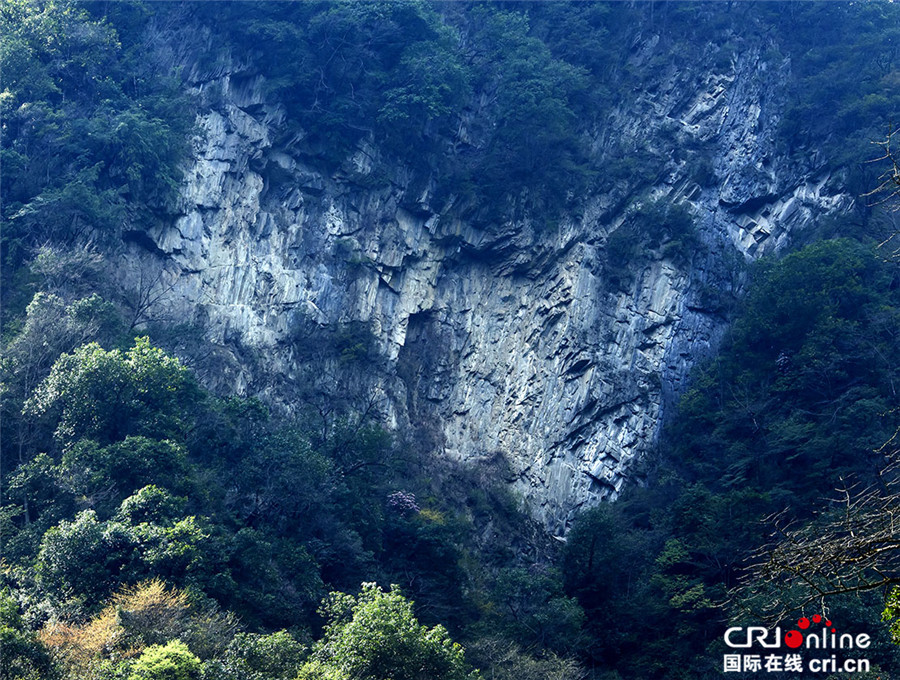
[381,503,474,632]
[30,245,106,298]
[35,492,216,611]
[60,438,189,510]
[0,589,57,680]
[35,509,110,609]
[6,334,417,631]
[377,39,470,131]
[563,238,900,677]
[447,8,592,220]
[25,337,191,447]
[635,200,697,262]
[9,7,900,680]
[205,631,307,680]
[334,323,378,365]
[5,452,61,528]
[562,502,667,672]
[298,583,479,680]
[465,637,584,680]
[116,485,186,526]
[36,579,239,676]
[676,239,899,495]
[481,567,584,656]
[605,199,698,286]
[1,291,122,414]
[217,528,323,631]
[204,2,591,222]
[773,3,900,198]
[0,323,589,678]
[884,587,900,646]
[128,640,201,680]
[204,1,466,166]
[0,0,192,264]
[291,319,380,366]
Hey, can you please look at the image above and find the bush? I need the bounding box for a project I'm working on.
[297,583,479,680]
[128,640,201,680]
[0,589,56,680]
[24,337,191,447]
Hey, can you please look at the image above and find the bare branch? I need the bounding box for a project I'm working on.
[123,264,178,329]
[863,125,900,211]
[733,453,900,622]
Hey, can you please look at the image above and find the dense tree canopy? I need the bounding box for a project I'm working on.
[5,2,900,679]
[0,0,192,266]
[298,583,478,680]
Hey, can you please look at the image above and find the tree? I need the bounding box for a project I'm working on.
[0,0,191,257]
[39,580,238,676]
[465,637,584,680]
[128,640,201,680]
[454,8,591,219]
[36,491,216,611]
[0,589,57,680]
[24,337,192,447]
[484,567,584,655]
[1,291,121,522]
[297,583,479,680]
[738,457,900,625]
[206,631,307,680]
[59,437,190,510]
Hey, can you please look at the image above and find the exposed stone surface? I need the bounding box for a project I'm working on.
[115,35,854,534]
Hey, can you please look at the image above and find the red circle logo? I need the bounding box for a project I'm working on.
[784,630,804,648]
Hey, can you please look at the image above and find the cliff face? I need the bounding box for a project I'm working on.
[117,31,854,534]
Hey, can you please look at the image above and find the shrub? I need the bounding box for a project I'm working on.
[298,583,479,680]
[128,640,201,680]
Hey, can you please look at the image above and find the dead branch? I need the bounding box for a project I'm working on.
[733,454,900,623]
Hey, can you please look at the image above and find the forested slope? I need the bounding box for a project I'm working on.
[5,2,900,679]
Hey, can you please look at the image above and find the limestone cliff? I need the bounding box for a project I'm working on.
[115,27,854,534]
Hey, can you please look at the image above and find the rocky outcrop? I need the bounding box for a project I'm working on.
[116,34,854,534]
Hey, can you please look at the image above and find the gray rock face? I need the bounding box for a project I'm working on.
[117,37,853,534]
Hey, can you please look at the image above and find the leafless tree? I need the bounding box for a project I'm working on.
[862,127,900,262]
[736,452,900,623]
[30,242,105,297]
[123,263,178,330]
[864,127,900,210]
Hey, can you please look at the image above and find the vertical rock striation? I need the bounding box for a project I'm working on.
[118,35,854,534]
